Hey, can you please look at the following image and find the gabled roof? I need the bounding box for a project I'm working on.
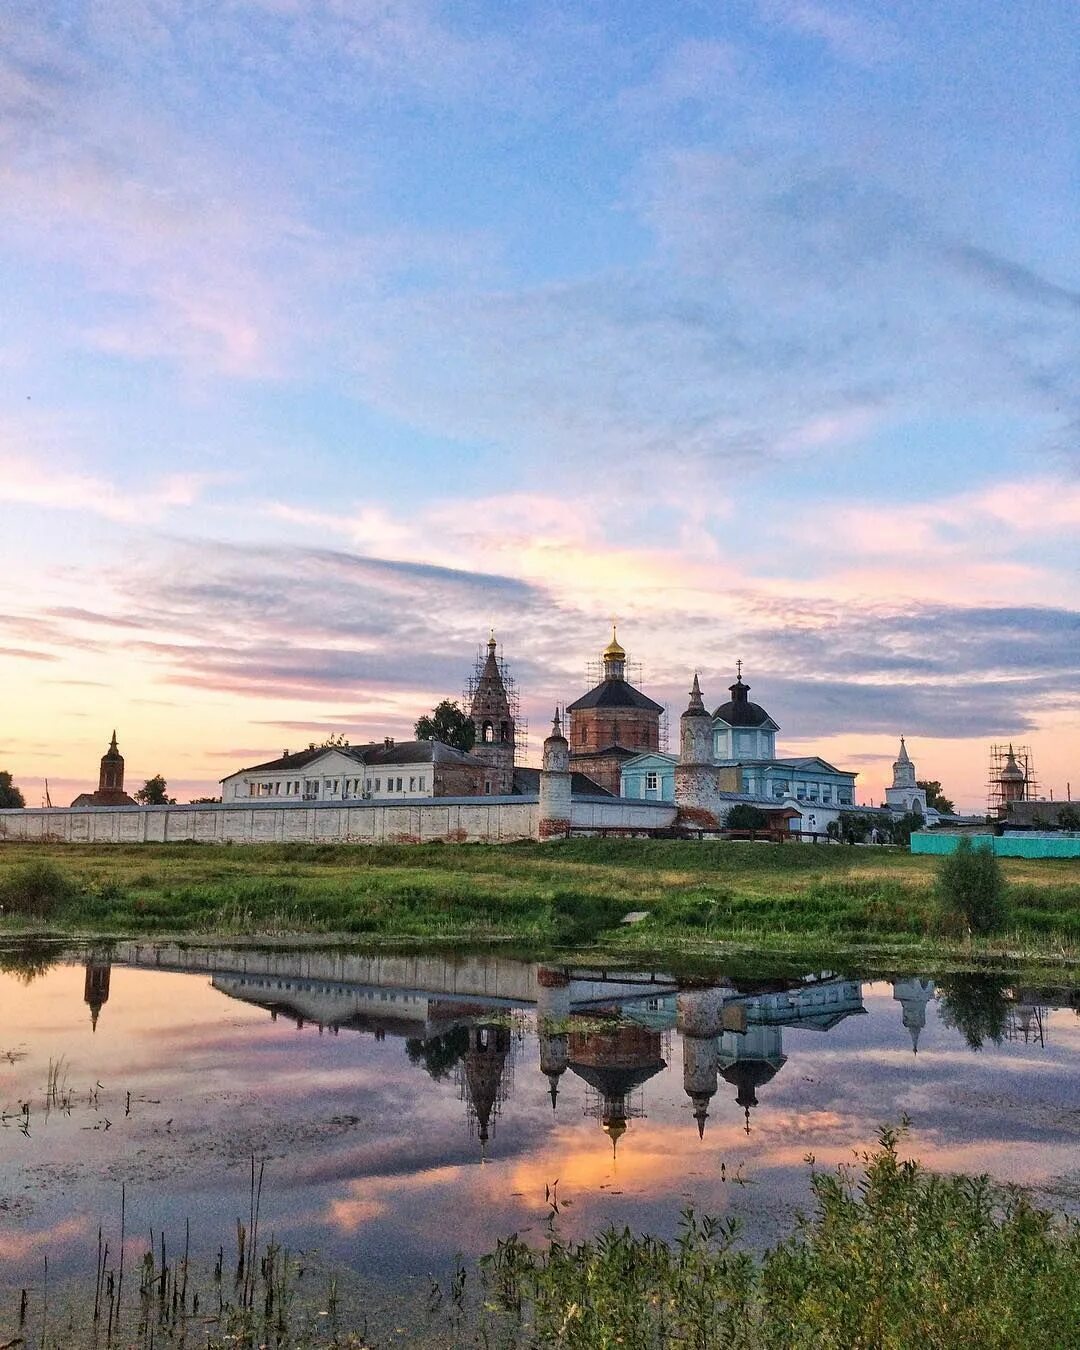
[568,745,645,763]
[771,756,854,777]
[361,739,479,766]
[620,752,679,770]
[567,680,664,714]
[512,768,614,798]
[223,739,480,780]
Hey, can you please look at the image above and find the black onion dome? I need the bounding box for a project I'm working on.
[712,676,775,728]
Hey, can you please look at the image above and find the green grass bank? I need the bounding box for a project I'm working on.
[1,838,1079,965]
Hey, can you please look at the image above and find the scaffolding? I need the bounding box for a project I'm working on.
[579,656,670,754]
[1002,1003,1046,1047]
[986,743,1039,817]
[463,640,528,764]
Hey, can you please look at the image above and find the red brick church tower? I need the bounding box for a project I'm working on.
[71,731,137,807]
[566,628,663,795]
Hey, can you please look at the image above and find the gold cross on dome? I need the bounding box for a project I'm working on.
[736,659,743,680]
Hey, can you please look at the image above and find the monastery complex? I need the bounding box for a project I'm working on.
[0,627,971,847]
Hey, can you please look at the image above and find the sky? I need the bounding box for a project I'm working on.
[1,0,1078,812]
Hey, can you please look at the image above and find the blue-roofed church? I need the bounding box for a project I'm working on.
[621,665,857,835]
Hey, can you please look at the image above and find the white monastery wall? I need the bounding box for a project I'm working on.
[0,798,540,845]
[570,797,676,831]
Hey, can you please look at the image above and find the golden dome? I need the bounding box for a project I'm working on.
[603,625,625,659]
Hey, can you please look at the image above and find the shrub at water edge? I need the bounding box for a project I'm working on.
[936,836,1010,935]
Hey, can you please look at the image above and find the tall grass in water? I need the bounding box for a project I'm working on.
[446,1125,1080,1349]
[6,1131,1080,1347]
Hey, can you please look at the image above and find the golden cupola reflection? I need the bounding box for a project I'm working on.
[568,1018,666,1157]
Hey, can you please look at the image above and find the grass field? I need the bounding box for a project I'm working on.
[1,838,1079,964]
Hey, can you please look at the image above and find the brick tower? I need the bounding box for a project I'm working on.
[566,627,663,795]
[467,633,515,795]
[71,731,137,807]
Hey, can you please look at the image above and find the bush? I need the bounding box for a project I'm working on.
[724,804,770,831]
[0,859,78,919]
[936,837,1010,934]
[452,1126,1080,1348]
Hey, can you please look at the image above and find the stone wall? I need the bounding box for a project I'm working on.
[570,796,676,833]
[0,797,539,846]
[0,792,677,845]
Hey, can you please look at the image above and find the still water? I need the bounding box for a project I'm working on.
[2,942,1079,1301]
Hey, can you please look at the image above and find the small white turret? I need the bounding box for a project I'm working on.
[539,709,572,840]
[679,674,713,766]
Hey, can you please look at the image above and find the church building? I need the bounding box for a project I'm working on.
[566,628,664,795]
[622,668,857,832]
[71,732,137,807]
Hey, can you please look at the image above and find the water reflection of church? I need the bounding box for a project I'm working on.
[72,952,1069,1157]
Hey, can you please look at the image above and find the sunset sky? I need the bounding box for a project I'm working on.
[2,1,1077,811]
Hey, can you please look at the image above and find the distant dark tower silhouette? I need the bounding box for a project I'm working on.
[84,961,111,1031]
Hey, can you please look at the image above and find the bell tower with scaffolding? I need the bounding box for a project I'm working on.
[465,632,527,796]
[987,743,1038,819]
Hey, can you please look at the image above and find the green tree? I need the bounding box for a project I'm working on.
[134,775,176,806]
[405,1026,470,1081]
[188,796,221,805]
[888,811,927,847]
[917,779,955,814]
[938,973,1011,1050]
[415,699,476,753]
[839,812,880,844]
[936,837,1010,935]
[724,803,769,831]
[0,770,25,808]
[1057,805,1080,831]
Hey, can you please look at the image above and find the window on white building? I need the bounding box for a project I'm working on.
[409,776,416,791]
[418,777,426,793]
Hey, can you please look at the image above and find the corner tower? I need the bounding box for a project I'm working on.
[467,633,516,795]
[675,675,724,828]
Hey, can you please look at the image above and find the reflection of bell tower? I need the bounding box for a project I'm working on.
[718,1025,787,1134]
[536,967,571,1111]
[84,960,112,1032]
[892,977,934,1054]
[677,987,727,1138]
[459,1024,512,1154]
[568,1019,666,1156]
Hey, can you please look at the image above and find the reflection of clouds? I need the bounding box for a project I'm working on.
[0,1216,87,1261]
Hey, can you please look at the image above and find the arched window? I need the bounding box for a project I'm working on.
[500,721,509,742]
[482,722,493,743]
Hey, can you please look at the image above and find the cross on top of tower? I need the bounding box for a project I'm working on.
[736,659,743,680]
